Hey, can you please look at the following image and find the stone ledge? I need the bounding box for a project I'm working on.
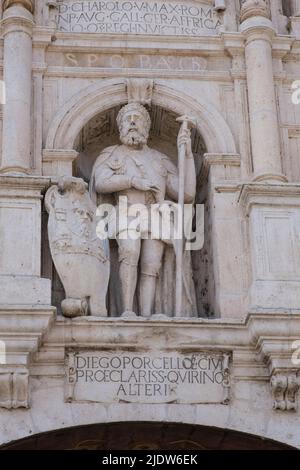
[28,312,300,411]
[238,182,300,214]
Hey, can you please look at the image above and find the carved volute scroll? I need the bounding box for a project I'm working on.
[240,0,270,22]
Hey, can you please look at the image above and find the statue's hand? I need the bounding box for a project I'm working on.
[177,127,193,159]
[131,177,160,193]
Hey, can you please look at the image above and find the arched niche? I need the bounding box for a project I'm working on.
[43,79,238,318]
[45,79,237,155]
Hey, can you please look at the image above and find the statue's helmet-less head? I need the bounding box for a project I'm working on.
[117,103,151,147]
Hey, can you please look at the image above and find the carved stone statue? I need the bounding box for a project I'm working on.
[90,103,197,317]
[45,177,110,318]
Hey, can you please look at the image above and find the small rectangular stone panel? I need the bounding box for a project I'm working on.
[65,350,230,404]
[56,0,222,36]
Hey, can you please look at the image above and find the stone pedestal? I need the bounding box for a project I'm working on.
[0,176,51,306]
[198,153,244,319]
[239,183,300,312]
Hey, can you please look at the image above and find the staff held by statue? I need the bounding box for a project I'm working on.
[175,115,196,317]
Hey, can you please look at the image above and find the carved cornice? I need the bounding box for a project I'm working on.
[42,149,79,163]
[240,0,270,23]
[238,182,300,215]
[239,16,276,45]
[3,0,34,14]
[198,153,241,185]
[0,175,52,193]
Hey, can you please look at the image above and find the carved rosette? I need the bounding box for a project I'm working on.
[240,0,270,22]
[3,0,34,13]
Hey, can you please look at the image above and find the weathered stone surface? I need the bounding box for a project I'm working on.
[65,350,230,404]
[56,0,223,36]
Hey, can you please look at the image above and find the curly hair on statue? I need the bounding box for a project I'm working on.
[116,103,151,133]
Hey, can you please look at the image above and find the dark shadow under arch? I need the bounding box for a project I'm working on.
[0,422,294,450]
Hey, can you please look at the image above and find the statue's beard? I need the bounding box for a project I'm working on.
[120,129,148,147]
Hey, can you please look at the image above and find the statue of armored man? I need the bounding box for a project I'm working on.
[90,103,198,318]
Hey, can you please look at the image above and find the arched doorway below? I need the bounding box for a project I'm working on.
[0,422,294,450]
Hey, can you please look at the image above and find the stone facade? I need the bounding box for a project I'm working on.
[0,0,300,449]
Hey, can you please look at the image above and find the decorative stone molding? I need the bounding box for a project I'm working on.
[239,16,275,44]
[0,371,29,409]
[0,306,56,409]
[223,33,246,78]
[30,313,300,412]
[292,0,300,17]
[240,0,270,23]
[3,0,34,13]
[198,153,241,185]
[271,372,300,411]
[1,3,34,38]
[126,78,153,106]
[42,149,79,177]
[44,80,237,154]
[238,183,300,215]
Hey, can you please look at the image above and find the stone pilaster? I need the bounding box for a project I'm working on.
[0,0,34,174]
[0,176,52,306]
[290,0,300,37]
[292,0,300,16]
[240,0,287,182]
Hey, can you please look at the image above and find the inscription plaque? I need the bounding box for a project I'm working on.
[47,51,208,72]
[65,350,231,404]
[56,0,223,36]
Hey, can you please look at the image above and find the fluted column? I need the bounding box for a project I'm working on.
[240,0,287,182]
[0,0,34,174]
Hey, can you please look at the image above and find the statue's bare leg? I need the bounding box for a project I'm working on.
[117,237,141,314]
[139,238,164,317]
